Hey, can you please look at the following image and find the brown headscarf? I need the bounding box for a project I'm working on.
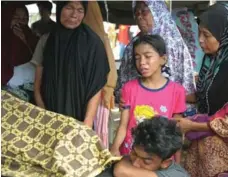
[84,1,117,109]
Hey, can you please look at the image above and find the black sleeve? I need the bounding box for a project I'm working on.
[96,165,114,177]
[85,38,110,102]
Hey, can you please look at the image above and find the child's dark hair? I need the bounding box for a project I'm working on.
[132,117,182,160]
[132,34,167,70]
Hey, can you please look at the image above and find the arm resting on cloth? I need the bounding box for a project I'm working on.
[84,90,102,128]
[190,122,210,131]
[114,157,158,177]
[34,66,45,108]
[186,103,228,133]
[175,117,210,133]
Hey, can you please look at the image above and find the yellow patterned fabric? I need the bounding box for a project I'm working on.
[1,90,120,177]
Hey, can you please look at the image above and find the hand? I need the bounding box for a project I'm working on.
[102,86,115,109]
[11,23,26,43]
[175,117,193,133]
[110,146,121,157]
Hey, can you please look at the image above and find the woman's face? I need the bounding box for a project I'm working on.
[60,1,85,29]
[11,8,28,27]
[134,43,166,78]
[135,2,154,34]
[199,25,220,54]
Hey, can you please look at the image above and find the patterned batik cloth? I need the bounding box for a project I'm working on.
[1,90,120,177]
[115,0,195,102]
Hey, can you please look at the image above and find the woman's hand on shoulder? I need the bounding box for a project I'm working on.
[174,117,194,133]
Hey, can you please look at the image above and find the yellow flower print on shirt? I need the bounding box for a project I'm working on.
[134,105,158,124]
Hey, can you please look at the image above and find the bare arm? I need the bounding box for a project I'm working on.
[114,157,158,177]
[175,118,210,133]
[110,109,130,156]
[84,90,102,128]
[34,66,45,108]
[191,122,210,131]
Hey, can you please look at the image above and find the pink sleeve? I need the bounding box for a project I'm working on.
[121,83,131,109]
[173,85,187,114]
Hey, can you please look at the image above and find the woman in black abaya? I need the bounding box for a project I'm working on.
[34,1,110,128]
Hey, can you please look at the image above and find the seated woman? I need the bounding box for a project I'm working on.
[32,1,110,128]
[177,3,228,177]
[2,3,38,102]
[1,90,120,177]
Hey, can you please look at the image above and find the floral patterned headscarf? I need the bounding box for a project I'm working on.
[115,0,195,102]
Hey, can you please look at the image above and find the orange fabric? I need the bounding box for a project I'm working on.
[118,25,130,45]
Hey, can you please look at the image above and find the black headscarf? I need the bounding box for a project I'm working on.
[41,1,110,121]
[199,3,228,41]
[196,3,228,115]
[55,1,88,23]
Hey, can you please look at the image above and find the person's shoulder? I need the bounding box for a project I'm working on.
[50,20,56,24]
[123,79,139,89]
[169,162,190,177]
[168,80,185,92]
[81,23,102,42]
[156,162,190,177]
[126,35,138,48]
[32,20,41,27]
